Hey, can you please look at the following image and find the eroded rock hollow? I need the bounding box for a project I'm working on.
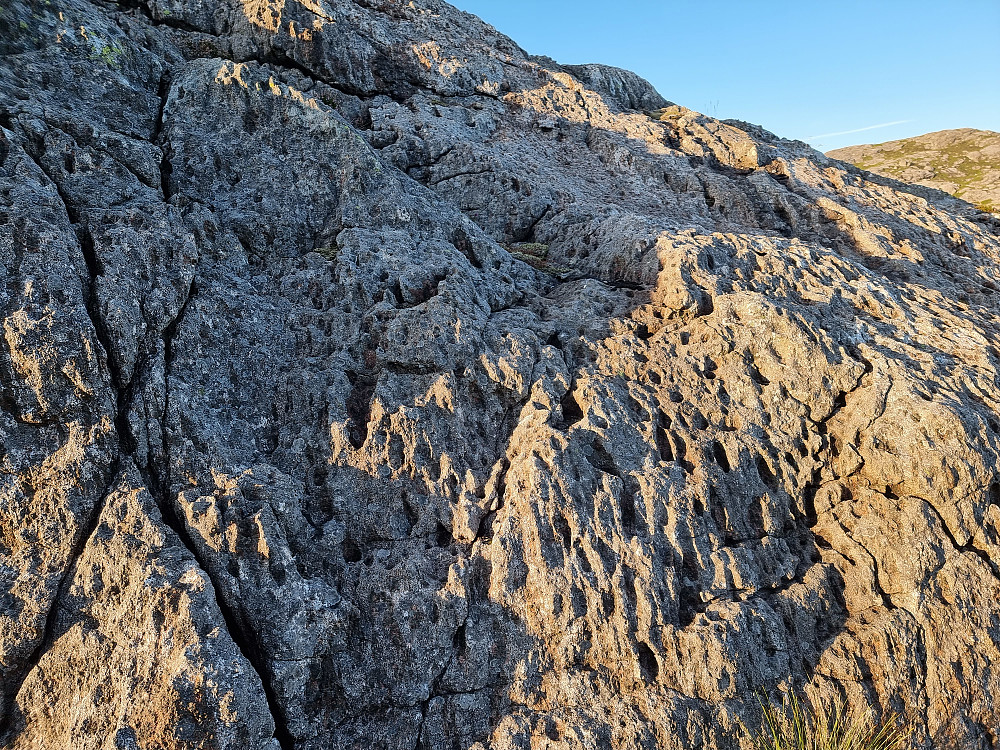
[2,1,1000,748]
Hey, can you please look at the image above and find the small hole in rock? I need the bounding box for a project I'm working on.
[637,642,659,682]
[343,540,362,563]
[757,455,779,490]
[435,522,453,548]
[712,441,731,472]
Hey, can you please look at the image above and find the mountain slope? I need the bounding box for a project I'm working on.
[828,128,1000,210]
[1,1,1000,750]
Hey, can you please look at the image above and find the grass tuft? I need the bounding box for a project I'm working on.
[744,692,910,750]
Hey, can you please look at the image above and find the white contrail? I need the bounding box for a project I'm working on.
[805,120,913,141]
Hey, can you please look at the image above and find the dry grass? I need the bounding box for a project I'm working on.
[744,692,911,750]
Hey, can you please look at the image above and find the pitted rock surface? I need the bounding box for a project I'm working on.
[1,1,1000,749]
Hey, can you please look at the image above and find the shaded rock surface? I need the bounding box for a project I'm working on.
[1,1,999,749]
[828,128,1000,211]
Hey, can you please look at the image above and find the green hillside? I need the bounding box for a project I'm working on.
[828,128,1000,211]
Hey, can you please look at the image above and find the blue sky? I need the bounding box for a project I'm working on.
[451,0,1000,152]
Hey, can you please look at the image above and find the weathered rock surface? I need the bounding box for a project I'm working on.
[828,128,1000,211]
[1,1,999,749]
[4,465,278,749]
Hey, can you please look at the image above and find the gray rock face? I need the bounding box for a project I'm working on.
[3,465,278,749]
[1,1,1000,749]
[562,63,669,112]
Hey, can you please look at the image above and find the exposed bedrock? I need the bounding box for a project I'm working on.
[1,0,999,748]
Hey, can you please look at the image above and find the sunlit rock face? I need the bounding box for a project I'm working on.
[2,1,1000,749]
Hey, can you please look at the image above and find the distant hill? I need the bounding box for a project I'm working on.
[828,128,1000,211]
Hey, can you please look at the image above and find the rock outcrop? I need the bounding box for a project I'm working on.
[828,128,1000,212]
[1,1,1000,749]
